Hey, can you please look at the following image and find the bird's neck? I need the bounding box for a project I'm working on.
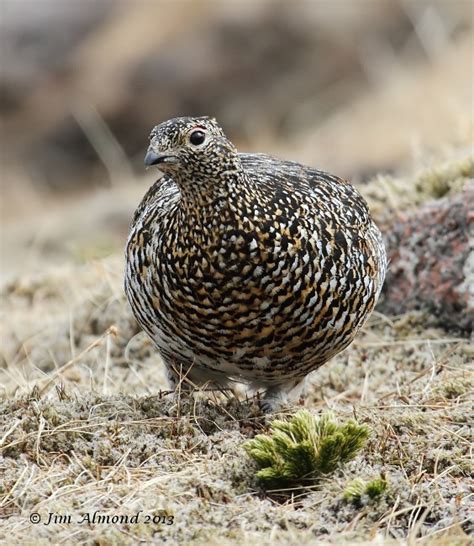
[175,163,250,214]
[172,171,255,251]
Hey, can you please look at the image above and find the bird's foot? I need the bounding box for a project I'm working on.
[258,386,288,414]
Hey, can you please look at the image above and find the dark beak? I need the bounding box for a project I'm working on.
[144,150,178,167]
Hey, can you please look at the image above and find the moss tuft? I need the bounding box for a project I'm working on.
[343,477,388,505]
[244,410,369,489]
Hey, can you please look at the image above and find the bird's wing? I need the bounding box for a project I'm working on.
[239,153,370,226]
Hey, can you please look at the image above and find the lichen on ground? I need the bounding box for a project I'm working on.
[360,154,474,224]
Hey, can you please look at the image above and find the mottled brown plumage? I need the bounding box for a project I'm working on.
[125,116,387,410]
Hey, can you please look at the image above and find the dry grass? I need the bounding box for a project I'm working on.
[0,233,472,544]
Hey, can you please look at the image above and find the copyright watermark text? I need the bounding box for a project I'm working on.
[29,511,174,526]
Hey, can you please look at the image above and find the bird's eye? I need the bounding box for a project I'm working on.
[189,129,206,146]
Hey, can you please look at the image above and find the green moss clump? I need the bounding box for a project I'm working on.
[243,410,370,489]
[414,155,474,199]
[343,477,388,505]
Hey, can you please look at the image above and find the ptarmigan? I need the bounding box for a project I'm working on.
[125,116,387,411]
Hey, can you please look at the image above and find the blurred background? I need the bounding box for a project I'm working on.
[0,0,473,283]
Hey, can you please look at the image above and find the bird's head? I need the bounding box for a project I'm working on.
[144,116,239,178]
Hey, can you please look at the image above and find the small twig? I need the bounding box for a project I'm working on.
[0,419,21,447]
[0,466,30,507]
[102,330,112,395]
[354,338,465,347]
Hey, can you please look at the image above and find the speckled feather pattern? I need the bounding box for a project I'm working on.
[125,117,387,408]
